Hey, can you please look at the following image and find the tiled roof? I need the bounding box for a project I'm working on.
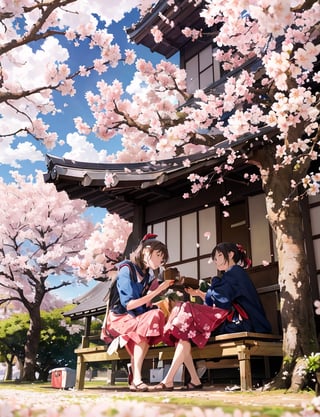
[63,280,112,319]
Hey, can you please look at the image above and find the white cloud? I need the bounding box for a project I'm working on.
[66,0,141,28]
[0,137,44,168]
[94,0,139,25]
[63,132,108,162]
[126,71,146,96]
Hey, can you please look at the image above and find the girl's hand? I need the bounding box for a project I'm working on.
[158,279,175,292]
[185,287,205,300]
[146,280,175,306]
[185,287,198,296]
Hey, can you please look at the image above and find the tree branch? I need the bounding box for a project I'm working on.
[0,0,77,55]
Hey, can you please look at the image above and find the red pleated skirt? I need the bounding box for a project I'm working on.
[163,301,229,348]
[107,308,166,356]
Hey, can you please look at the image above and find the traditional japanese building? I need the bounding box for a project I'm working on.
[45,0,320,341]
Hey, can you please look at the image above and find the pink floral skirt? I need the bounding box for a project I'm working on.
[107,309,166,356]
[163,301,229,348]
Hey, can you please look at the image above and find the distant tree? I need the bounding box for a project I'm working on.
[0,313,28,381]
[0,308,83,382]
[36,307,83,382]
[0,172,94,381]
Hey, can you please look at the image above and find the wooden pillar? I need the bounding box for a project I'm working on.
[132,204,146,243]
[83,316,92,346]
[122,205,146,257]
[300,195,319,299]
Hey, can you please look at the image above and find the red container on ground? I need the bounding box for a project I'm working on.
[50,367,75,389]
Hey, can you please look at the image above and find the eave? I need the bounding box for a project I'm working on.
[44,150,221,220]
[44,128,275,221]
[126,0,208,58]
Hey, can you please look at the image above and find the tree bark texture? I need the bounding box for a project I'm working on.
[22,307,42,381]
[252,144,318,391]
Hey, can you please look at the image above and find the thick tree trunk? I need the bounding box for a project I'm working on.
[22,307,41,381]
[270,198,317,391]
[252,145,318,392]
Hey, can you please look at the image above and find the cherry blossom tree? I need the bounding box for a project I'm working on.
[0,172,95,381]
[1,0,319,391]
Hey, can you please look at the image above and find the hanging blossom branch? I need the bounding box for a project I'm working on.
[0,0,137,148]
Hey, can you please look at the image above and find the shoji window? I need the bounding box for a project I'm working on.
[185,55,199,94]
[147,207,217,280]
[199,207,217,278]
[167,217,180,263]
[181,212,197,259]
[185,45,223,94]
[153,222,165,244]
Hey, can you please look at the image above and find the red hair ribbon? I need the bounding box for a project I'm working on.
[142,233,158,242]
[245,257,252,268]
[236,243,252,268]
[236,243,244,252]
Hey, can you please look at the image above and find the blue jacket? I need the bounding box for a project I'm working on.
[113,260,154,316]
[205,265,272,333]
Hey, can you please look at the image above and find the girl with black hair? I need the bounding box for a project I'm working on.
[151,242,271,392]
[206,242,271,334]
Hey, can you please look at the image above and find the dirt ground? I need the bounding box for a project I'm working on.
[0,383,316,415]
[78,383,315,412]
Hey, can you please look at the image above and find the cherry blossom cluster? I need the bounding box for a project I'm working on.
[75,58,191,162]
[69,212,132,281]
[0,0,141,149]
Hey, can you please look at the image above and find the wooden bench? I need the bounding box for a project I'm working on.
[74,331,282,391]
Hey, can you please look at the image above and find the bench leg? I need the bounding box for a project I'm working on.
[237,346,252,391]
[75,355,86,390]
[110,361,116,385]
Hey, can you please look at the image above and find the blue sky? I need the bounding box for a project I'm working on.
[0,6,178,303]
[0,8,174,182]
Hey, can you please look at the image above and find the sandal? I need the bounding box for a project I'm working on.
[129,382,149,392]
[150,382,174,391]
[181,382,203,391]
